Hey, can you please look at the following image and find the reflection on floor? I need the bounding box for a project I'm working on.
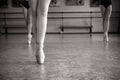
[0,34,120,80]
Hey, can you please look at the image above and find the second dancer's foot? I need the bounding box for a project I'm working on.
[28,34,32,44]
[36,48,45,64]
[103,33,109,42]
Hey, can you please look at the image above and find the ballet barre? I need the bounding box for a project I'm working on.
[49,11,102,35]
[0,12,25,34]
[0,11,101,35]
[2,11,119,34]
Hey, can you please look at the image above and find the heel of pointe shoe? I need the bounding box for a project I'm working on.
[28,34,32,44]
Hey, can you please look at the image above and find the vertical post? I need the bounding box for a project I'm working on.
[90,11,92,36]
[61,12,64,33]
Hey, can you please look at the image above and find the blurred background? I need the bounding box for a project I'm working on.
[0,0,120,34]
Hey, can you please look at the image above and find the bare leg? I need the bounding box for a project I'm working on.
[35,0,51,64]
[29,0,51,64]
[27,9,32,44]
[28,0,37,38]
[36,0,51,45]
[100,5,112,42]
[22,7,32,44]
[104,5,112,42]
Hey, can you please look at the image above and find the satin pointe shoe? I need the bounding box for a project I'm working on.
[28,34,32,44]
[103,33,109,43]
[36,49,45,64]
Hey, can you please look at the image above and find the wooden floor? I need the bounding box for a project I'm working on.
[0,34,120,80]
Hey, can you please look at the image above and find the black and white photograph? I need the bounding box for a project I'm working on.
[66,0,84,6]
[50,0,60,7]
[0,0,120,80]
[90,0,100,7]
[0,0,8,8]
[12,0,25,7]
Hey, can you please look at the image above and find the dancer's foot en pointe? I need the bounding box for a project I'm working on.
[103,33,109,42]
[28,34,32,44]
[36,48,45,64]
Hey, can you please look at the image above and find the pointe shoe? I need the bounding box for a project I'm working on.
[36,49,45,64]
[103,34,109,42]
[28,34,32,44]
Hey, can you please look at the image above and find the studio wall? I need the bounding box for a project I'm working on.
[0,0,119,33]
